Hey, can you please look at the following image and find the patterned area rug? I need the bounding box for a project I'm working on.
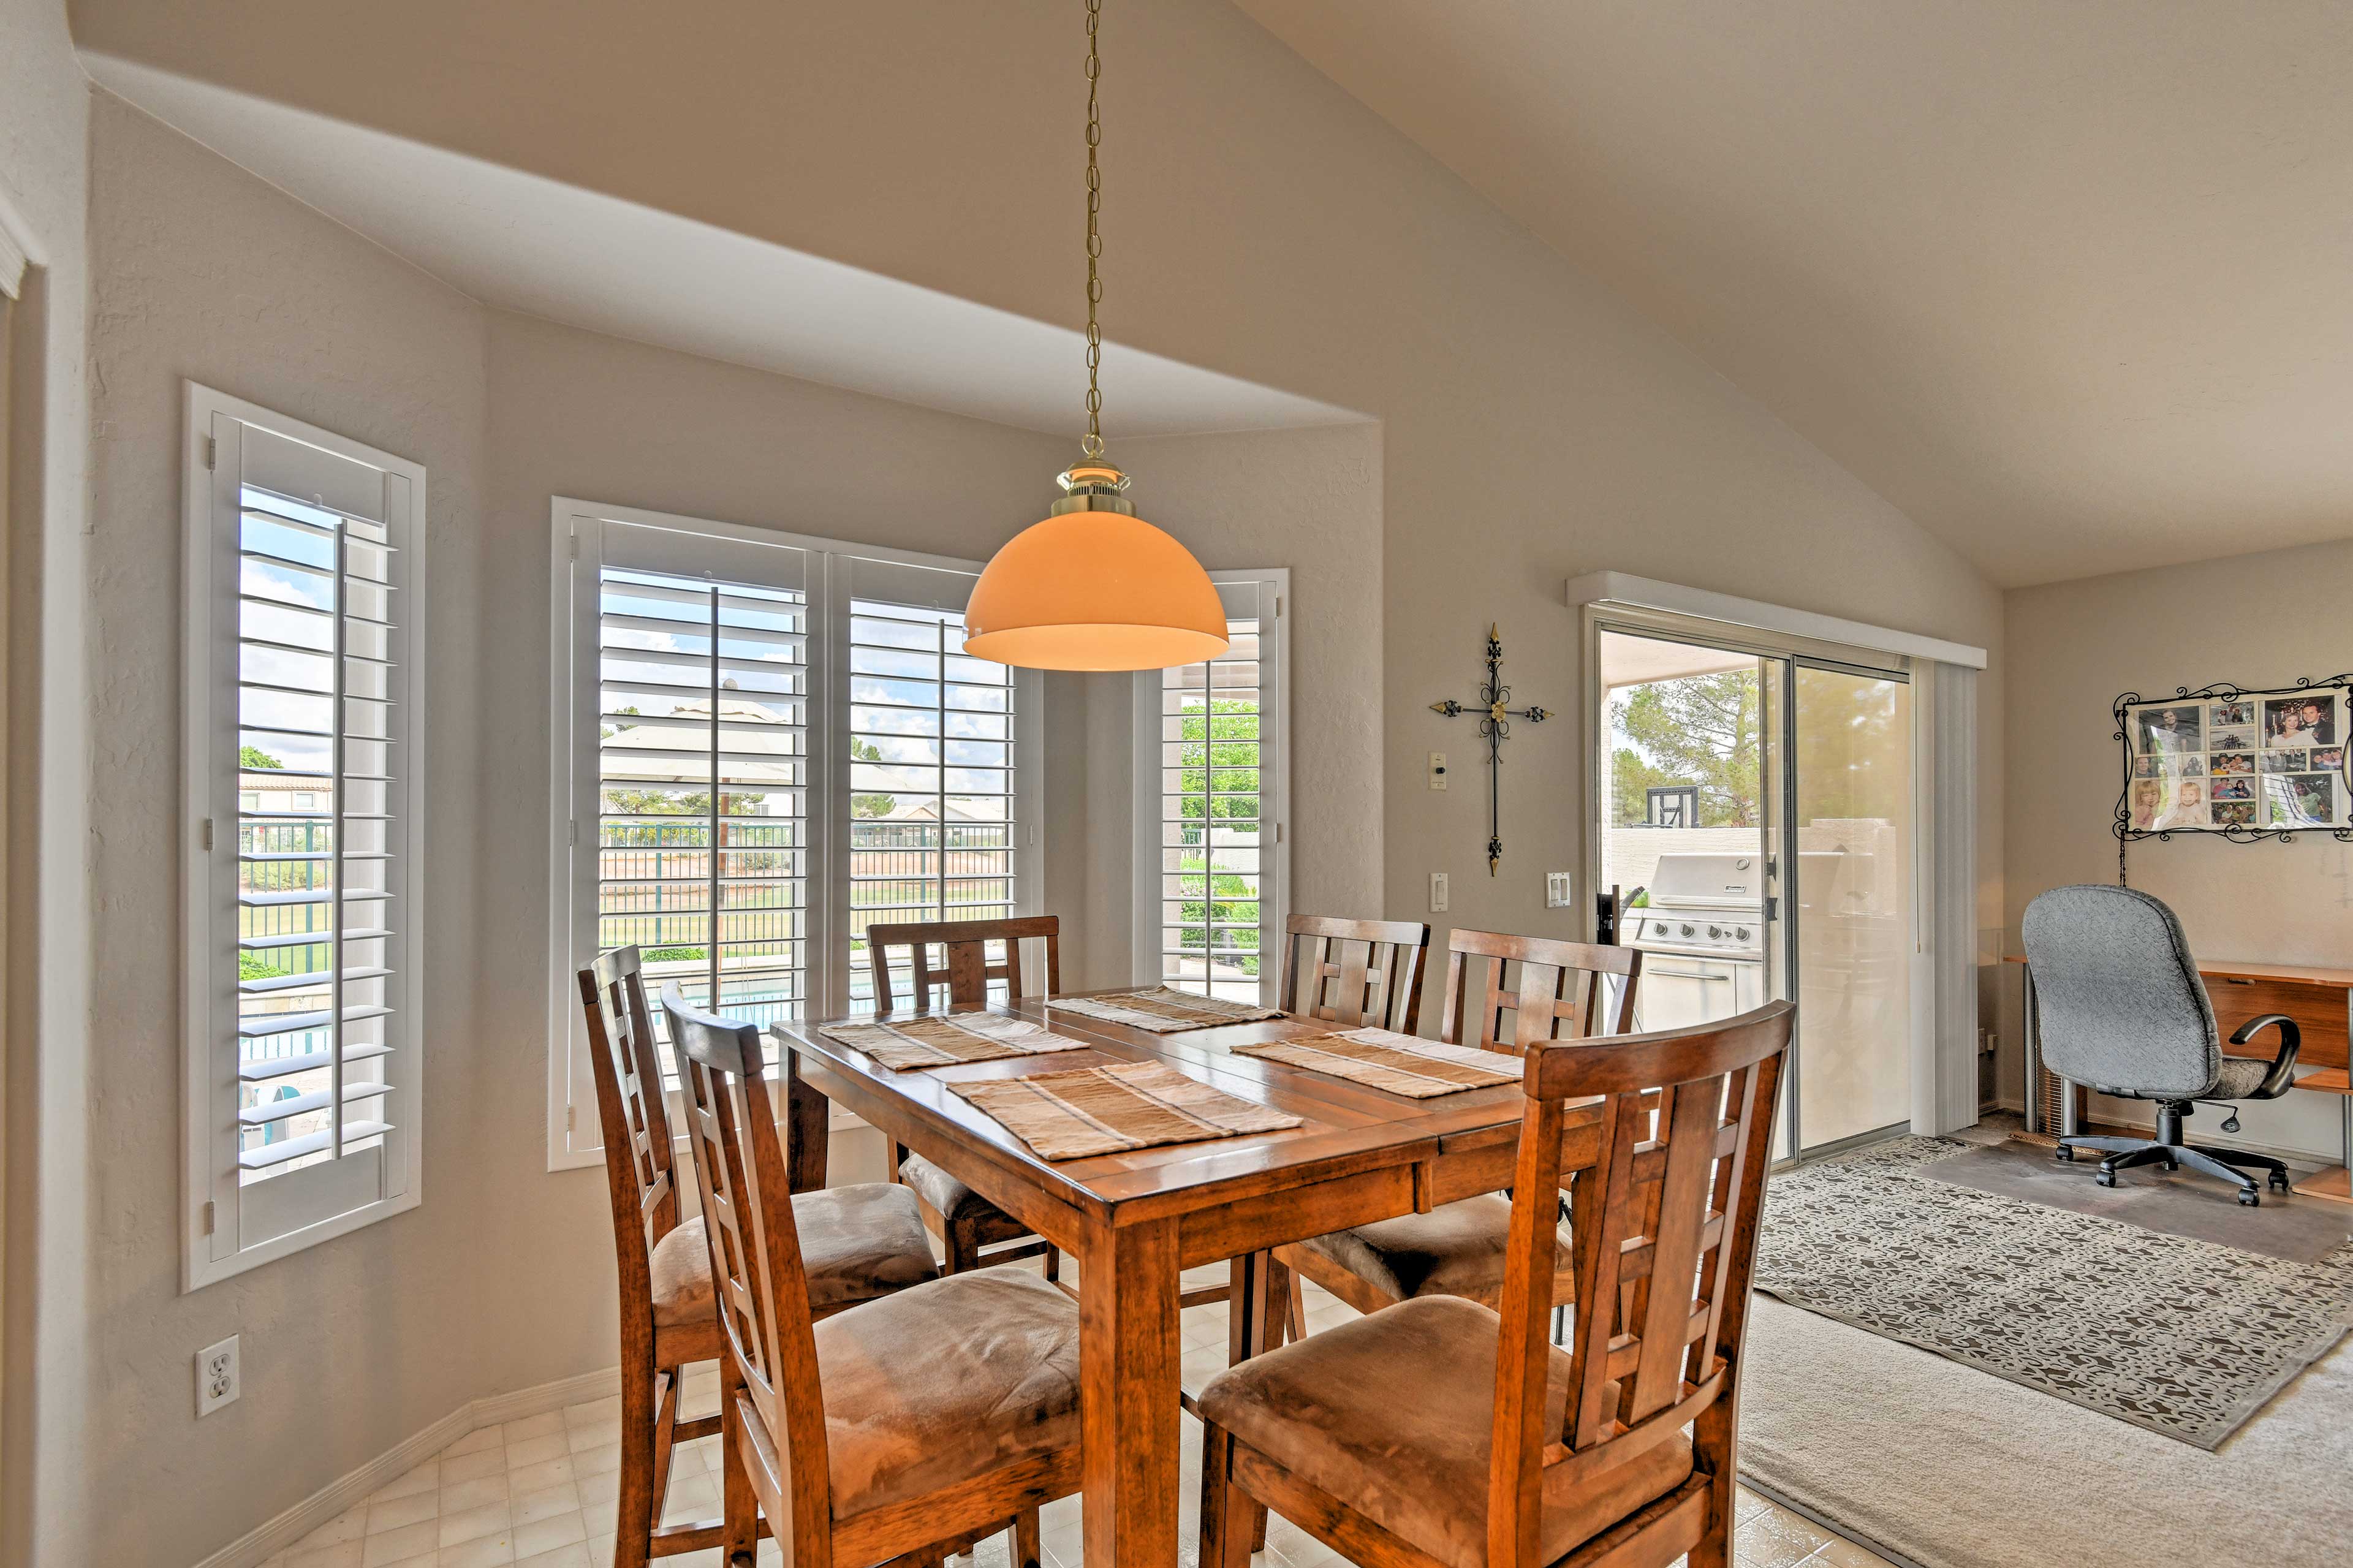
[1754,1136,2353,1448]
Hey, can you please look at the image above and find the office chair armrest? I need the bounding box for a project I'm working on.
[2227,1014,2301,1099]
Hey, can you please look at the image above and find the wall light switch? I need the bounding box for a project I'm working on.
[1430,871,1449,914]
[1428,752,1449,791]
[1545,871,1574,909]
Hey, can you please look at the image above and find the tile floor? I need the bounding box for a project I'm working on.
[263,1273,1893,1568]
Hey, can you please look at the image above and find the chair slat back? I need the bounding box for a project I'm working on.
[1278,914,1432,1033]
[576,948,684,1297]
[1438,928,1642,1053]
[867,915,1062,1013]
[1485,1002,1793,1568]
[661,990,833,1548]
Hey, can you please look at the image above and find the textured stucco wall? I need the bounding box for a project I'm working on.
[2,0,93,1560]
[58,0,2007,980]
[83,89,491,1564]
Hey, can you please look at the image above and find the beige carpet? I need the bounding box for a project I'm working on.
[1739,1297,2353,1568]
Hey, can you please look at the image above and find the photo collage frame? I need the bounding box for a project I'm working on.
[2116,682,2352,838]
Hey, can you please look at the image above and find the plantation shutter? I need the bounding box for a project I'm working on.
[572,520,814,1083]
[836,555,1027,1013]
[1133,572,1289,1005]
[186,390,425,1287]
[550,504,1044,1163]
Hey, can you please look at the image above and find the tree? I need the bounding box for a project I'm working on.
[1610,670,1760,827]
[239,744,284,770]
[849,737,897,819]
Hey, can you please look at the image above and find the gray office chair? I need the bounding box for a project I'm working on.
[2021,885,2301,1206]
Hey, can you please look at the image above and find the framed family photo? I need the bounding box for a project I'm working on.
[2115,679,2353,841]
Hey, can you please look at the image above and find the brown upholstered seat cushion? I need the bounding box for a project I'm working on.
[1292,1195,1572,1306]
[1198,1295,1694,1568]
[898,1151,1011,1226]
[648,1183,939,1328]
[816,1265,1082,1519]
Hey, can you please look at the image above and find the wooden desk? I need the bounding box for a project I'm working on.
[771,990,1602,1568]
[2003,953,2353,1202]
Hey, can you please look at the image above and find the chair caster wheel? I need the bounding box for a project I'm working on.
[2238,1190,2260,1207]
[2055,1146,2075,1163]
[2270,1172,2291,1192]
[2095,1171,2117,1188]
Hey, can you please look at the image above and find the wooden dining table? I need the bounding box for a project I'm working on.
[768,988,1609,1568]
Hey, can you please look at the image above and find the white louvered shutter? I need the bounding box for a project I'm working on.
[840,556,1023,1012]
[185,388,425,1288]
[1136,572,1288,1005]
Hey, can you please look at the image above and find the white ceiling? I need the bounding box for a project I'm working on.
[83,53,1363,442]
[1234,1,2353,586]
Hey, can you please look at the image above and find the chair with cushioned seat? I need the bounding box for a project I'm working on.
[578,949,940,1568]
[2022,885,2303,1205]
[868,916,1063,1275]
[1199,1001,1793,1568]
[1275,929,1642,1319]
[661,990,1083,1568]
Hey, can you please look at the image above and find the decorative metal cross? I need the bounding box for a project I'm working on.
[1430,624,1550,875]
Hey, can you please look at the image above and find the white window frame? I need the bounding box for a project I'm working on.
[181,384,428,1290]
[1131,569,1290,1005]
[546,499,1045,1169]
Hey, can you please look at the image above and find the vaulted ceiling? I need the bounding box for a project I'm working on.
[1235,1,2353,585]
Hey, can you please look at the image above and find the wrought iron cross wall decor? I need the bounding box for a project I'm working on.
[1430,624,1550,874]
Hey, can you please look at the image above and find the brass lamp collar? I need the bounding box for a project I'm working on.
[1048,462,1137,517]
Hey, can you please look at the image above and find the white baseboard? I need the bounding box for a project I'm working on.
[191,1365,621,1568]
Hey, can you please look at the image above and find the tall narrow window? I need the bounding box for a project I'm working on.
[846,567,1020,1012]
[594,566,811,1050]
[184,385,425,1289]
[1135,571,1288,1004]
[550,504,1040,1167]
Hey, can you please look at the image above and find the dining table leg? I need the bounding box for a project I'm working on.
[1079,1212,1183,1568]
[781,1046,830,1194]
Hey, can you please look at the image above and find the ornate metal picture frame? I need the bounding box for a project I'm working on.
[2113,676,2353,847]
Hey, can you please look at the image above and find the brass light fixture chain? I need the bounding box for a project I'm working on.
[1082,0,1105,460]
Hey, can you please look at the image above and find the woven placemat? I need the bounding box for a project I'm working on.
[817,1012,1093,1072]
[948,1059,1304,1160]
[1048,987,1286,1032]
[1232,1027,1521,1098]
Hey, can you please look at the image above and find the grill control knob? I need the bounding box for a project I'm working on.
[1707,925,1722,939]
[1735,926,1752,942]
[1679,923,1696,937]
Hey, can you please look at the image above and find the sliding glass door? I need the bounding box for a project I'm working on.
[1790,663,1914,1150]
[1594,621,1917,1159]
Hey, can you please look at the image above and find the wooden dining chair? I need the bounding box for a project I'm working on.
[660,989,1084,1568]
[1199,1001,1794,1568]
[1273,929,1642,1319]
[578,949,941,1568]
[1278,912,1433,1034]
[868,915,1063,1275]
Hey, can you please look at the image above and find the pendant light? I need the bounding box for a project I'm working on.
[963,0,1230,672]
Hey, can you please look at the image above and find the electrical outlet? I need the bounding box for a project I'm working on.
[1428,751,1449,791]
[1545,871,1574,909]
[197,1335,240,1418]
[1429,871,1449,914]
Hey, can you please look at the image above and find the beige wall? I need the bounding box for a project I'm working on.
[64,0,2006,975]
[80,90,491,1564]
[1,0,92,1559]
[2004,540,2353,1159]
[35,2,2014,1560]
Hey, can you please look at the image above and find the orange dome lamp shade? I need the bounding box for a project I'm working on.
[963,463,1230,671]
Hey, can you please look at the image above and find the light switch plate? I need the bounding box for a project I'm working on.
[1428,751,1449,790]
[1545,871,1574,908]
[1430,871,1449,914]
